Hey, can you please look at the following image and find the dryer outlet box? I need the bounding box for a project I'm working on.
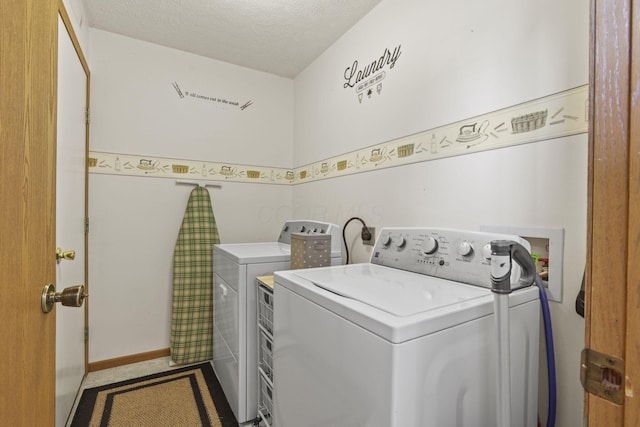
[362,227,375,246]
[480,225,564,302]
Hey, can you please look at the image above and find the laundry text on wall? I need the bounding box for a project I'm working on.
[343,45,402,103]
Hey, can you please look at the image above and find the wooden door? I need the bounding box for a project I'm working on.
[585,0,639,425]
[0,0,58,425]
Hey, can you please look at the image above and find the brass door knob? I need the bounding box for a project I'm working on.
[56,247,76,263]
[41,284,88,313]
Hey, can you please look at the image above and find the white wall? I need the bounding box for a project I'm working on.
[89,30,293,166]
[294,0,587,164]
[293,0,588,425]
[88,175,292,361]
[88,30,294,363]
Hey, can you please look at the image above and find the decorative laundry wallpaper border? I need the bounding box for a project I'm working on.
[88,151,295,185]
[89,84,588,185]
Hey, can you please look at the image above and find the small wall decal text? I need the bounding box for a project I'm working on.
[172,81,251,110]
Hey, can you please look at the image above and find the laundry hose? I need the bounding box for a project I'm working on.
[536,272,557,427]
[490,240,555,427]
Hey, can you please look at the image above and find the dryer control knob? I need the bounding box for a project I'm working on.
[457,241,474,256]
[481,244,493,260]
[299,225,306,232]
[422,237,439,255]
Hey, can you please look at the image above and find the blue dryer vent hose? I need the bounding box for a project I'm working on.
[536,274,557,427]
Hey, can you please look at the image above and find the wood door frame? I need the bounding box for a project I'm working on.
[57,0,91,374]
[625,0,639,422]
[586,0,638,425]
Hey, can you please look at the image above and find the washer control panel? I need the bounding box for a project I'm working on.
[371,227,531,289]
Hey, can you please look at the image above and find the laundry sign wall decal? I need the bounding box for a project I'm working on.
[343,44,402,103]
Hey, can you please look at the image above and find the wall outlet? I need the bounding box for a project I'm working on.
[362,227,375,246]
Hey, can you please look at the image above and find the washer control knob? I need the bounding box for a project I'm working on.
[381,235,392,247]
[299,225,306,232]
[422,237,439,255]
[457,241,474,256]
[481,244,493,260]
[395,236,406,248]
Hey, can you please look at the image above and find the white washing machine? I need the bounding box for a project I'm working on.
[273,227,540,427]
[213,220,342,424]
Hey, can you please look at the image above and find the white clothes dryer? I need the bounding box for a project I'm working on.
[213,220,342,424]
[273,227,540,427]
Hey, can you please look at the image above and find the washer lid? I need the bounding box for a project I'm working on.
[214,241,341,264]
[295,264,488,317]
[214,242,291,264]
[278,265,539,343]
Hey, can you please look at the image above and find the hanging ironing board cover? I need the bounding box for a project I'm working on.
[171,187,219,364]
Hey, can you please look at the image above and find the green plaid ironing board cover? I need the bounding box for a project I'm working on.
[170,187,220,364]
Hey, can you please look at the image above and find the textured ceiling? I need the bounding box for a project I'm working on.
[82,0,382,78]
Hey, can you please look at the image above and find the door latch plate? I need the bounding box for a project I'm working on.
[581,348,625,405]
